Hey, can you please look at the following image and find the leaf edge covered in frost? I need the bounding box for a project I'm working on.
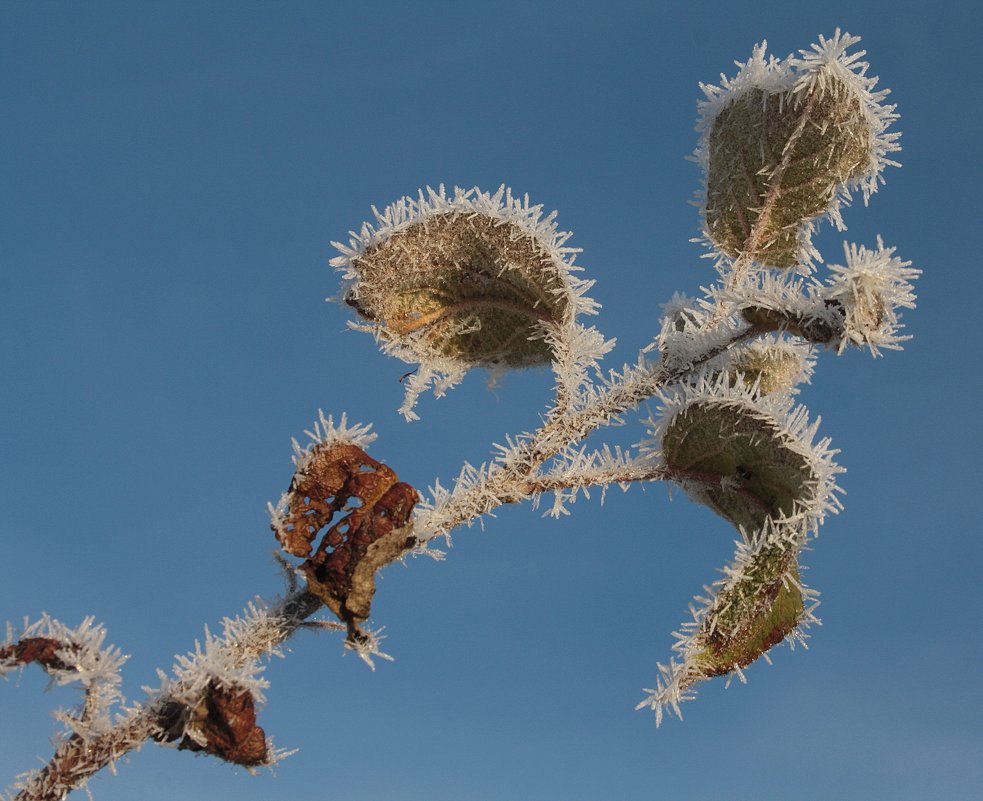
[330,185,599,419]
[692,29,901,273]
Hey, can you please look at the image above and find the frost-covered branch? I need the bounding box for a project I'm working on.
[4,28,918,800]
[4,592,321,801]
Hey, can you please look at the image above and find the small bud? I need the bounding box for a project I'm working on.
[823,239,919,355]
[728,340,813,395]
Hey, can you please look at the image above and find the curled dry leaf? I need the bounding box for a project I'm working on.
[154,681,267,767]
[705,77,871,268]
[0,637,77,673]
[273,442,419,625]
[347,211,570,367]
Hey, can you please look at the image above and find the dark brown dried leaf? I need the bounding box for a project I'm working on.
[273,442,419,625]
[0,637,77,672]
[154,681,268,767]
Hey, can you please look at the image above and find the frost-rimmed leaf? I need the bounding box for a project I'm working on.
[645,374,843,534]
[636,517,820,725]
[331,185,598,419]
[694,30,900,271]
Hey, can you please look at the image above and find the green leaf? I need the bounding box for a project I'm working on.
[705,77,872,268]
[694,552,805,677]
[661,400,817,533]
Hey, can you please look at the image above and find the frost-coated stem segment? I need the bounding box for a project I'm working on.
[417,324,765,541]
[12,330,764,801]
[521,466,773,515]
[10,592,323,801]
[521,465,671,495]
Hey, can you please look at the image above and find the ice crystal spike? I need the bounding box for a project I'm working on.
[331,185,596,417]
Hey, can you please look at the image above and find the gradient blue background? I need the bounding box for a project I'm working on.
[2,2,980,799]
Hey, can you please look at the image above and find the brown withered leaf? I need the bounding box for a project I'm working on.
[154,681,268,767]
[273,442,419,626]
[0,637,77,672]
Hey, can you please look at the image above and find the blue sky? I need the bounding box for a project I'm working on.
[1,2,981,800]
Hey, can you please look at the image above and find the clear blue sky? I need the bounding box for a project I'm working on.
[2,2,980,800]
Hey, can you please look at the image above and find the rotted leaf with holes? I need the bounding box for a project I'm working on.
[272,442,419,625]
[704,76,872,268]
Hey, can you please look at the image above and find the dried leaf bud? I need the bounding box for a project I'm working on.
[154,681,268,767]
[0,637,76,673]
